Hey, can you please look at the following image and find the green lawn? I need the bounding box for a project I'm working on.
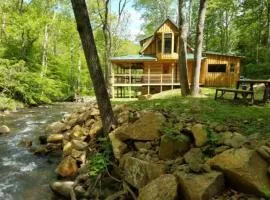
[121,88,270,136]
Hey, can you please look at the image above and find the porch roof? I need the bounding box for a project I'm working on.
[110,53,201,63]
[110,54,157,62]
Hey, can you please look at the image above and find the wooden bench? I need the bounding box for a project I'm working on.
[215,88,254,104]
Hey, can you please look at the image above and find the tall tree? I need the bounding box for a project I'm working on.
[191,0,207,96]
[70,0,115,134]
[133,0,176,35]
[178,0,191,96]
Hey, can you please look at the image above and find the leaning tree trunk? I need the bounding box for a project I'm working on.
[71,0,115,135]
[191,0,207,96]
[178,0,191,96]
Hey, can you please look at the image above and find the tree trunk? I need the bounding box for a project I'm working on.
[267,0,270,47]
[41,24,48,77]
[191,0,207,96]
[71,0,115,135]
[178,0,191,96]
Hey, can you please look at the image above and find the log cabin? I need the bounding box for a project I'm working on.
[110,18,242,98]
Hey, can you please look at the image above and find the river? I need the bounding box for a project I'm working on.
[0,103,85,200]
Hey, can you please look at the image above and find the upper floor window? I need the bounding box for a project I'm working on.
[164,33,172,54]
[174,35,178,53]
[157,37,162,53]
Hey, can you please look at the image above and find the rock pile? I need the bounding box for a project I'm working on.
[41,103,270,200]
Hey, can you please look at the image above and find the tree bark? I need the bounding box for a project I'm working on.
[41,24,48,77]
[71,0,115,135]
[178,0,191,96]
[191,0,207,96]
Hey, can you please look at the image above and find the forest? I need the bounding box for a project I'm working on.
[0,0,270,110]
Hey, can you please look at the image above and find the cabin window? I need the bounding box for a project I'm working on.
[164,33,172,54]
[157,37,162,53]
[163,64,170,74]
[230,64,235,72]
[208,64,227,73]
[174,36,178,53]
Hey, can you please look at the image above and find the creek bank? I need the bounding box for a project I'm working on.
[40,103,269,200]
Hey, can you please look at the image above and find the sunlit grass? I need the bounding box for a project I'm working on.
[121,88,270,135]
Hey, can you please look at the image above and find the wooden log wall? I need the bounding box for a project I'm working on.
[203,54,241,87]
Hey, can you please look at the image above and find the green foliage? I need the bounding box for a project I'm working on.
[0,58,67,106]
[88,137,113,178]
[0,97,23,111]
[88,152,109,177]
[244,63,270,79]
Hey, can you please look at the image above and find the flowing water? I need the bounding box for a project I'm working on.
[0,103,84,200]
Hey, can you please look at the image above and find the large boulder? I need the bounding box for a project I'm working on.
[109,130,127,160]
[120,154,166,189]
[174,171,225,200]
[0,125,10,134]
[50,181,74,198]
[56,156,78,178]
[138,174,178,200]
[47,134,64,143]
[191,124,208,147]
[159,135,191,160]
[47,121,67,134]
[208,148,270,198]
[115,112,165,141]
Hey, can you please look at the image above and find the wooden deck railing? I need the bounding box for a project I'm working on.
[112,74,178,85]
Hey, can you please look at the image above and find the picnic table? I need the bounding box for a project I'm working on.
[235,79,270,103]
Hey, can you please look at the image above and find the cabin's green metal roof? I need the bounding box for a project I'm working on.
[110,54,157,62]
[110,53,206,61]
[203,51,244,58]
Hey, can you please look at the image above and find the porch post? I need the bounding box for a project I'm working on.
[162,32,165,54]
[160,72,163,92]
[129,65,132,98]
[171,63,174,90]
[171,32,174,54]
[112,63,115,99]
[148,65,150,95]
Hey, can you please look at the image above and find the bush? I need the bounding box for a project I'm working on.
[243,63,270,79]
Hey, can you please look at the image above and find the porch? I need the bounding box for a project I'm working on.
[111,62,180,98]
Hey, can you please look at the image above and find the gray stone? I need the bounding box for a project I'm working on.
[115,112,165,141]
[218,132,246,148]
[50,181,74,198]
[0,125,10,134]
[159,135,190,160]
[71,139,88,151]
[109,130,127,160]
[47,134,64,143]
[208,148,270,198]
[191,124,208,147]
[56,156,78,178]
[138,174,178,200]
[174,171,225,200]
[120,154,165,189]
[184,148,204,173]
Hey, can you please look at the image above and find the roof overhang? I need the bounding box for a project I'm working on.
[110,55,157,63]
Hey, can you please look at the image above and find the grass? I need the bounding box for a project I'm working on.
[120,88,270,136]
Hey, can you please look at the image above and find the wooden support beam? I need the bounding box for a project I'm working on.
[171,32,174,54]
[148,66,150,95]
[160,72,163,92]
[171,63,174,90]
[129,66,132,98]
[162,32,164,54]
[112,64,115,99]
